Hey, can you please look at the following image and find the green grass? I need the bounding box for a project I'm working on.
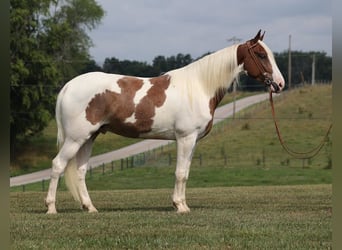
[10,163,332,192]
[10,185,331,249]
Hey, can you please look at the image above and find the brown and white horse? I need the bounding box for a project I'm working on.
[45,30,284,214]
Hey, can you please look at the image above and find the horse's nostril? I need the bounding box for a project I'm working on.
[279,83,283,88]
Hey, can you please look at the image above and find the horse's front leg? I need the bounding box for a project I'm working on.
[173,132,197,213]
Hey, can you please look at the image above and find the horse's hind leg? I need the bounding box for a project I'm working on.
[45,139,82,214]
[75,138,98,213]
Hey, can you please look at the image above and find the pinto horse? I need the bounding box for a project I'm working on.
[45,30,285,214]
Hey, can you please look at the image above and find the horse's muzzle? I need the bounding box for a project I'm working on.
[265,78,281,93]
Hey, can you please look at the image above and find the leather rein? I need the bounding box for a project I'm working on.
[269,90,332,159]
[247,41,332,159]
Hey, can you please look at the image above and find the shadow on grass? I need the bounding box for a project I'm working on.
[35,206,177,214]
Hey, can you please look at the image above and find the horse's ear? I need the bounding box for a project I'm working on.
[251,29,262,44]
[260,31,265,41]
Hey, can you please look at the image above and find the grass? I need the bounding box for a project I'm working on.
[10,163,332,192]
[10,185,332,249]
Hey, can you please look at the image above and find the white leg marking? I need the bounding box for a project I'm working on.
[45,139,82,214]
[172,132,197,213]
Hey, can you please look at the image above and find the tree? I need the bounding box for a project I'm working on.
[239,51,332,91]
[273,51,332,86]
[10,0,104,153]
[152,56,168,74]
[103,57,157,77]
[40,0,104,83]
[10,0,59,147]
[102,54,194,77]
[81,59,102,74]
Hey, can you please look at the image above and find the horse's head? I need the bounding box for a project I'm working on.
[237,30,285,93]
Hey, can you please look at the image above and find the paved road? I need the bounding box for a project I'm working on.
[10,93,270,187]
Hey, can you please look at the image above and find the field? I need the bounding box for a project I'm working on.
[10,185,331,249]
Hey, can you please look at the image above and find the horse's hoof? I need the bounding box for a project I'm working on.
[46,209,57,214]
[88,207,98,213]
[173,202,190,213]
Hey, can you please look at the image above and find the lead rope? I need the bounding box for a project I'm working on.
[269,90,332,159]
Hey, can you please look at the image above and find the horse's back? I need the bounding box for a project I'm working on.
[60,72,122,99]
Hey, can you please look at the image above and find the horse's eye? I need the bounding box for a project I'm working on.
[257,53,267,59]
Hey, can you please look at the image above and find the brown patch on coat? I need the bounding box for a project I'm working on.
[85,77,144,125]
[134,75,170,132]
[202,88,227,137]
[85,75,171,138]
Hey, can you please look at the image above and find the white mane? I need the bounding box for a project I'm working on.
[167,44,242,99]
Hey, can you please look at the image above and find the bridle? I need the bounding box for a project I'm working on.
[246,41,280,93]
[246,41,332,159]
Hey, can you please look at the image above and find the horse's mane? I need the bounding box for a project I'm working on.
[167,44,242,100]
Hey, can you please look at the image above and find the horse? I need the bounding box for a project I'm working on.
[45,30,285,214]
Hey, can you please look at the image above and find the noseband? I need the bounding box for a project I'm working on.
[246,42,280,92]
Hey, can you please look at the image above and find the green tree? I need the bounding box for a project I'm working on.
[273,51,332,86]
[10,0,59,147]
[40,0,104,83]
[10,0,104,154]
[103,57,122,74]
[239,51,332,91]
[152,55,168,74]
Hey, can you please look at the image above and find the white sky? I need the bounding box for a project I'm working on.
[88,0,332,64]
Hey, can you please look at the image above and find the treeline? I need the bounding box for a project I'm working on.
[84,51,332,91]
[82,53,196,77]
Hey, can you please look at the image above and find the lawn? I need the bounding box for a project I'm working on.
[10,185,331,249]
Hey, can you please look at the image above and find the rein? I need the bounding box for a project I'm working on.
[269,90,332,159]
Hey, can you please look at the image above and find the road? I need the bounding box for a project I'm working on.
[10,92,270,187]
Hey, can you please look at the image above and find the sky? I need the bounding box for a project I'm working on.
[88,0,332,65]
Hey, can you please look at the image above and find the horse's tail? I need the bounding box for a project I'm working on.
[64,158,81,203]
[55,87,82,203]
[55,90,65,150]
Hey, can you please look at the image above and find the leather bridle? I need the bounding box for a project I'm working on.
[246,41,280,93]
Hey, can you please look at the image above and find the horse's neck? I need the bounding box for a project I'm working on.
[183,45,242,99]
